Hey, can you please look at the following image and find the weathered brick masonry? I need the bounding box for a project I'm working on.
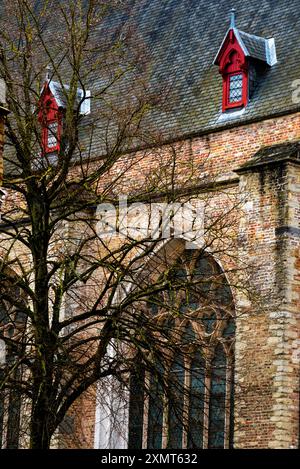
[1,100,300,451]
[62,113,300,449]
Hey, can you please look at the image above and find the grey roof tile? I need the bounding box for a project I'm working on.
[238,31,268,62]
[108,0,300,142]
[3,0,300,162]
[48,81,82,110]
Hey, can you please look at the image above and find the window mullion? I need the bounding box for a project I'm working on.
[202,357,211,449]
[182,357,191,449]
[142,372,150,449]
[224,355,233,449]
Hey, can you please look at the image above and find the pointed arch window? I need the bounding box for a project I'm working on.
[128,251,235,449]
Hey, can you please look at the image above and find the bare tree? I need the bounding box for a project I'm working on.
[0,0,257,449]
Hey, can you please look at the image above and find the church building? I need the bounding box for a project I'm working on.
[0,0,300,450]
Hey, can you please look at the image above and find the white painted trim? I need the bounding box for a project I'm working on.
[217,108,246,121]
[266,38,277,67]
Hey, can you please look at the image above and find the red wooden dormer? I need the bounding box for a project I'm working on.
[217,28,248,111]
[214,9,277,113]
[38,81,62,154]
[38,75,91,155]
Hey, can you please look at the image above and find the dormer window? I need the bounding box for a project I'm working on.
[43,118,61,153]
[222,47,248,111]
[38,86,62,154]
[214,9,277,113]
[38,77,91,155]
[218,41,248,112]
[47,122,58,148]
[228,73,243,103]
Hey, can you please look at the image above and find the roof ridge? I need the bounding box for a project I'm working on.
[237,29,267,42]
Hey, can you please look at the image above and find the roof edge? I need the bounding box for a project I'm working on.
[213,27,276,66]
[235,142,300,173]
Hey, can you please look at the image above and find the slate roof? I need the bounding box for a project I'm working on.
[213,21,274,66]
[236,141,300,172]
[97,0,300,144]
[48,81,68,108]
[47,81,83,110]
[2,0,300,161]
[238,31,269,63]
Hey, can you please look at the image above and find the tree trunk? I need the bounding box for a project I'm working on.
[29,195,55,449]
[30,392,54,449]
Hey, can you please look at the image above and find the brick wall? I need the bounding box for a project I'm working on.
[89,111,300,449]
[95,112,300,197]
[1,110,300,448]
[234,159,300,448]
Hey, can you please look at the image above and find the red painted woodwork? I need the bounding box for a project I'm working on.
[38,83,62,153]
[216,29,248,112]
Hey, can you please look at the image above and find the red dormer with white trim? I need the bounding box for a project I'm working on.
[38,81,62,154]
[38,74,91,155]
[214,9,277,113]
[217,28,248,111]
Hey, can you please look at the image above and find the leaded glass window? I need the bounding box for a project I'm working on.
[228,73,243,103]
[47,121,58,149]
[128,251,235,449]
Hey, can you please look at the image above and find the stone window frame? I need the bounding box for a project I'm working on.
[128,250,235,449]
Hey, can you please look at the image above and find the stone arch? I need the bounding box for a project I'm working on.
[127,242,236,449]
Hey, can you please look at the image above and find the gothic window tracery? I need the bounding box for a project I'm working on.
[128,250,235,449]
